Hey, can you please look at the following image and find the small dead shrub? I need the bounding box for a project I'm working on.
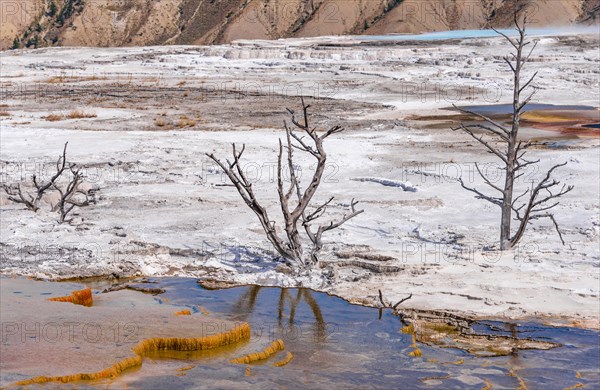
[176,115,196,128]
[155,117,168,127]
[67,110,97,119]
[45,114,65,121]
[46,75,66,83]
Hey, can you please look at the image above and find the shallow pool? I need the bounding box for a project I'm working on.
[100,278,599,389]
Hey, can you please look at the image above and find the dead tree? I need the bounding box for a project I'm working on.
[207,98,364,269]
[2,142,68,211]
[453,13,573,250]
[51,165,91,224]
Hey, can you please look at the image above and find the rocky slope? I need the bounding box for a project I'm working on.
[2,0,599,50]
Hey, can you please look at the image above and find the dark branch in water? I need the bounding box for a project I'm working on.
[379,289,413,309]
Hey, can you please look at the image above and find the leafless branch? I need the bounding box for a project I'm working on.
[454,14,572,250]
[207,98,362,268]
[3,142,69,212]
[51,165,91,224]
[378,289,413,309]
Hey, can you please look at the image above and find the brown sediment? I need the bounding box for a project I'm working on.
[103,284,166,295]
[230,339,285,364]
[403,314,561,357]
[526,121,600,138]
[564,383,585,390]
[272,352,294,367]
[522,110,599,123]
[411,108,600,138]
[419,374,451,382]
[12,323,251,387]
[48,288,93,307]
[520,110,599,137]
[177,365,195,372]
[175,309,192,316]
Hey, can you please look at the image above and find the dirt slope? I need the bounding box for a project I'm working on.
[1,0,598,50]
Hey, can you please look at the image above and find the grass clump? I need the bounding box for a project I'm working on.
[67,110,97,119]
[155,117,168,127]
[176,115,196,128]
[44,113,65,121]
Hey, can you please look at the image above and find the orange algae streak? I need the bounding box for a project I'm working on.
[48,288,93,307]
[175,309,192,316]
[198,306,210,315]
[408,349,423,357]
[132,323,251,355]
[272,352,294,367]
[13,356,143,386]
[230,339,285,364]
[12,323,251,387]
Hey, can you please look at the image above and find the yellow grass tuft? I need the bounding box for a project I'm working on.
[272,351,294,367]
[48,288,93,307]
[230,339,285,364]
[46,75,67,84]
[67,110,97,119]
[155,117,168,127]
[176,115,196,128]
[44,113,65,121]
[47,75,108,83]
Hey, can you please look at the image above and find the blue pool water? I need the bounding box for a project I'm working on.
[358,27,598,41]
[102,278,600,389]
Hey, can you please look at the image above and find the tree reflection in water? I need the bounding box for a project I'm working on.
[232,286,327,342]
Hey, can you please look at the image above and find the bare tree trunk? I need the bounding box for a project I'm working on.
[207,98,363,269]
[500,25,524,250]
[454,11,573,250]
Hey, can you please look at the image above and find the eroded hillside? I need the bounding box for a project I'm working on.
[1,0,599,49]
